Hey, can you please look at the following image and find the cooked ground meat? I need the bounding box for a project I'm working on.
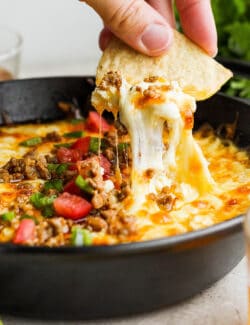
[43,131,62,143]
[91,191,106,209]
[105,132,117,148]
[143,86,162,100]
[35,217,72,246]
[15,183,34,197]
[106,211,137,238]
[104,147,115,161]
[149,187,176,211]
[0,114,138,247]
[99,71,122,91]
[117,182,131,201]
[45,154,58,164]
[85,216,108,232]
[114,120,128,136]
[0,155,51,182]
[0,169,11,182]
[36,156,51,180]
[78,156,104,190]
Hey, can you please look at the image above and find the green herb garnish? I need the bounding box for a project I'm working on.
[75,175,94,194]
[44,179,64,192]
[30,192,44,209]
[47,164,60,172]
[89,137,99,153]
[118,142,129,151]
[224,77,250,99]
[47,163,69,175]
[63,131,84,138]
[20,137,42,147]
[54,143,73,148]
[42,205,55,218]
[56,163,69,175]
[30,192,57,209]
[71,226,92,247]
[0,211,15,222]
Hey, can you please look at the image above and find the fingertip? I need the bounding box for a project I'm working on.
[176,0,218,57]
[209,47,218,58]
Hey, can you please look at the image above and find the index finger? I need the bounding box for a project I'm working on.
[176,0,217,56]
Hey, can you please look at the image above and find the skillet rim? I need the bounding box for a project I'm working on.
[0,77,246,256]
[0,215,243,255]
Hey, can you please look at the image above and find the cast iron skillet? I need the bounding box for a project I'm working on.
[0,77,249,320]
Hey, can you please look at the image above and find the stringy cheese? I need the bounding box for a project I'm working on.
[92,77,214,212]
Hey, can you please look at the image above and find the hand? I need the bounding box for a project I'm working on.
[82,0,217,57]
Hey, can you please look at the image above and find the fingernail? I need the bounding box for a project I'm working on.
[211,47,218,58]
[141,24,172,54]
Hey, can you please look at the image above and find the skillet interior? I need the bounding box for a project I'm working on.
[0,77,249,319]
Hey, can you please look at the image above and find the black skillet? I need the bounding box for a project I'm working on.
[0,76,249,320]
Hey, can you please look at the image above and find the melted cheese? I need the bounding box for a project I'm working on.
[0,120,249,245]
[93,78,214,211]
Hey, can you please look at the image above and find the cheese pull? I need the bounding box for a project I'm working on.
[92,75,214,211]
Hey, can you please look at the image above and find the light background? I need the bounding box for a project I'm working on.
[0,0,102,76]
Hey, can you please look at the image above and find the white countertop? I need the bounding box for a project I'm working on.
[0,63,248,325]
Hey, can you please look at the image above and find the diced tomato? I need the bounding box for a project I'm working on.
[71,137,90,156]
[13,219,36,244]
[85,111,111,133]
[53,192,92,220]
[64,179,81,195]
[100,154,111,180]
[57,147,81,163]
[68,163,78,171]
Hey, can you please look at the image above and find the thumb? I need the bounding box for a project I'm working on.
[82,0,173,56]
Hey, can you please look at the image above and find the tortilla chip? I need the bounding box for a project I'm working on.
[96,30,232,101]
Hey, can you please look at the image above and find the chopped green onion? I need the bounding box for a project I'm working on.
[118,143,129,151]
[89,137,99,153]
[70,118,85,125]
[42,205,55,218]
[20,214,38,224]
[0,211,15,222]
[83,229,92,246]
[71,226,92,247]
[30,192,57,209]
[100,139,108,150]
[39,195,57,206]
[56,163,69,175]
[75,175,94,194]
[20,137,42,147]
[44,179,64,192]
[47,163,69,175]
[30,192,44,209]
[30,192,56,218]
[63,131,84,138]
[54,143,73,148]
[47,164,59,172]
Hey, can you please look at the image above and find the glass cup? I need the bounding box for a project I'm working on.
[244,209,250,324]
[0,26,22,81]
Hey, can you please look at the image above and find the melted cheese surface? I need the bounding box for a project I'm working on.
[93,78,214,212]
[91,75,250,244]
[0,120,249,245]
